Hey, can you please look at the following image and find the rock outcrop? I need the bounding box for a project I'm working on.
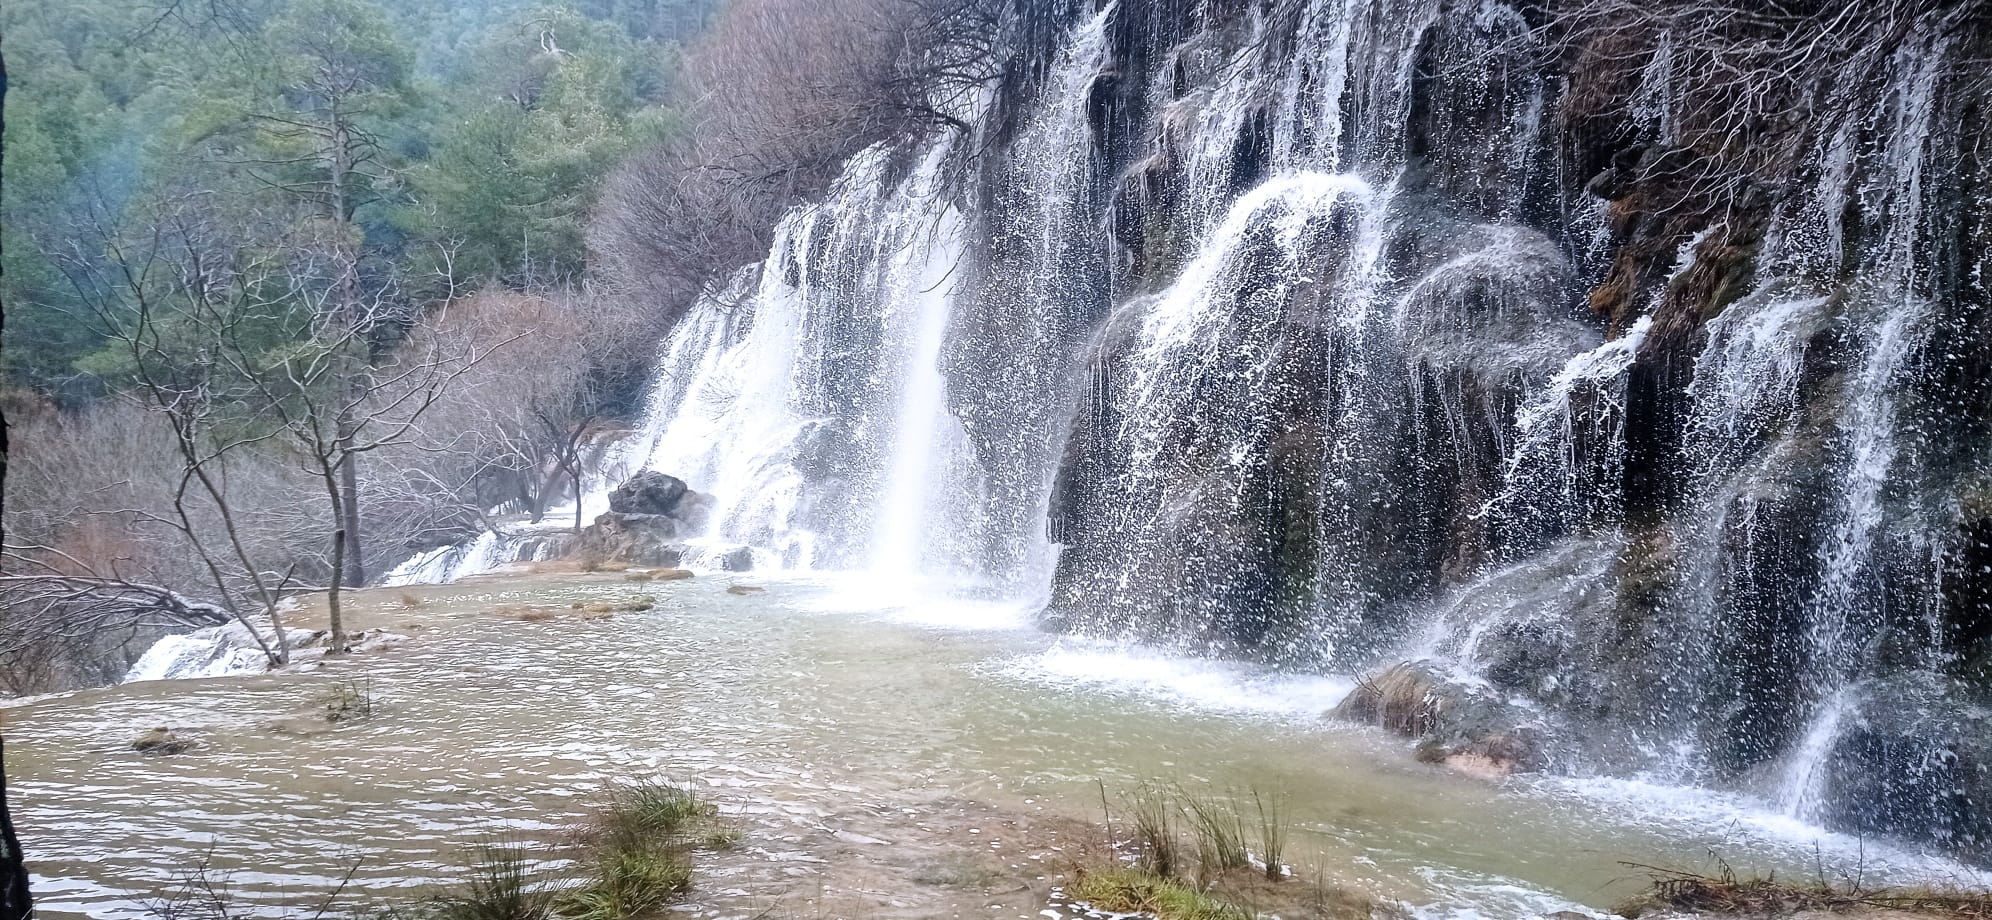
[572,473,747,570]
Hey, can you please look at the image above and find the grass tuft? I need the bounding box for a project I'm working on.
[549,780,728,920]
[426,843,560,920]
[1178,786,1251,880]
[553,845,691,920]
[1085,781,1392,919]
[593,781,720,843]
[1251,787,1287,882]
[1129,783,1179,879]
[323,679,374,723]
[1071,867,1249,920]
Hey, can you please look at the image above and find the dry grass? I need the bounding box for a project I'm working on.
[398,593,425,609]
[1619,859,1992,918]
[623,572,655,582]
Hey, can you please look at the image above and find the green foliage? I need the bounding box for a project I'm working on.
[403,5,677,288]
[0,0,695,397]
[553,845,690,920]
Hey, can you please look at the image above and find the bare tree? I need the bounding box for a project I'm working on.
[591,0,1014,313]
[387,289,630,535]
[39,190,498,657]
[225,0,414,588]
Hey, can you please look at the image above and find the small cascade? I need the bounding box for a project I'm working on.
[1778,686,1862,818]
[379,528,574,586]
[382,532,503,586]
[1484,316,1650,553]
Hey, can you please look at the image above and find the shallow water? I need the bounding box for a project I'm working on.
[7,572,1982,919]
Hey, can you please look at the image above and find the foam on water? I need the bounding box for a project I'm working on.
[778,571,1039,631]
[1003,640,1357,719]
[1540,774,1992,887]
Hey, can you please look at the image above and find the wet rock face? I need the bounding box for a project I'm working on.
[574,513,689,568]
[609,471,691,517]
[1819,683,1992,859]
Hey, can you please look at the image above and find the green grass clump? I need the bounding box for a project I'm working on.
[546,780,727,920]
[553,845,691,920]
[1071,867,1251,920]
[1178,787,1251,879]
[427,844,560,920]
[601,781,719,839]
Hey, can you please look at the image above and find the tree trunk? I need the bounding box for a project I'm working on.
[337,431,364,587]
[0,62,34,904]
[325,468,350,656]
[328,104,366,589]
[0,737,30,920]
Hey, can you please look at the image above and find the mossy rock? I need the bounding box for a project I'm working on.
[1332,661,1551,774]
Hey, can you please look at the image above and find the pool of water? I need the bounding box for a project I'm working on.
[6,571,1981,918]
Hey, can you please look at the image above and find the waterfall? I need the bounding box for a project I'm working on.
[584,0,1991,856]
[868,151,973,576]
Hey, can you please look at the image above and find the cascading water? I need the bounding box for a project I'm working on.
[585,0,1990,858]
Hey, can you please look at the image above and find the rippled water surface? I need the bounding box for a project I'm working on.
[7,572,1978,919]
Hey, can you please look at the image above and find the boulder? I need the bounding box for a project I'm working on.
[1332,660,1552,775]
[716,546,755,572]
[573,473,720,567]
[132,727,194,756]
[609,471,689,516]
